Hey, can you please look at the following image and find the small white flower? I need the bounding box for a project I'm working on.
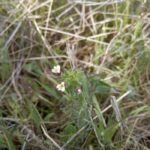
[52,65,61,74]
[77,88,82,94]
[56,82,65,92]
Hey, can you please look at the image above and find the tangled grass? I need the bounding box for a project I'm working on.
[0,0,150,149]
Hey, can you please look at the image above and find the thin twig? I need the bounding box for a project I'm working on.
[41,125,61,149]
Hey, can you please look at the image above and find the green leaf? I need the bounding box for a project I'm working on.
[44,113,54,121]
[64,124,77,135]
[28,102,42,129]
[23,61,42,76]
[61,124,77,142]
[95,84,110,95]
[103,123,119,144]
[4,133,16,150]
[0,48,12,81]
[37,81,59,99]
[91,78,111,95]
[134,21,143,39]
[0,136,6,149]
[130,105,150,115]
[93,96,106,127]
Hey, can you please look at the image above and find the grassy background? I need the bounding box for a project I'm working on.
[0,0,150,149]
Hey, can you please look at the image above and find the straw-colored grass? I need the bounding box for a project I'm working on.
[0,0,150,149]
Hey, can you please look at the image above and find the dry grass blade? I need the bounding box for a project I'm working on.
[41,125,61,149]
[111,96,122,122]
[1,0,150,149]
[39,26,108,45]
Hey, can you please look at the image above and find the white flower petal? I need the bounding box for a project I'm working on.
[52,65,61,74]
[56,82,65,92]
